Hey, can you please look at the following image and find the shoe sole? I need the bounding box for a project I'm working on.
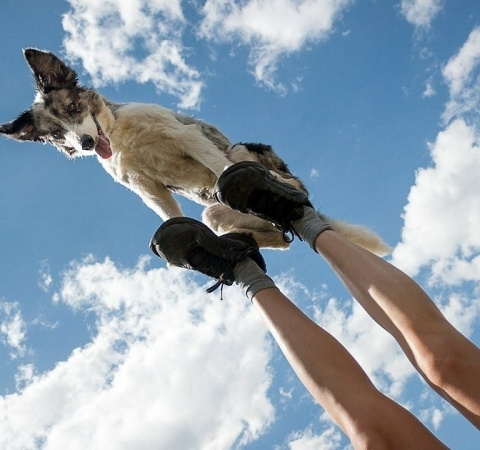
[150,217,213,258]
[150,216,266,273]
[215,161,310,214]
[215,161,268,208]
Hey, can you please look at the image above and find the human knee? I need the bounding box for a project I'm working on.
[348,418,411,450]
[341,393,404,449]
[415,330,467,390]
[349,430,390,450]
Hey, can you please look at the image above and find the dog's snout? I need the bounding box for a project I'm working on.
[81,135,95,151]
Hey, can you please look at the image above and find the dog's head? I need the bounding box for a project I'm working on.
[0,49,112,159]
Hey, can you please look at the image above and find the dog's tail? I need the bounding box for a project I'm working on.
[326,217,392,256]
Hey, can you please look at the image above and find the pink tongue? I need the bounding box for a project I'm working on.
[95,135,112,159]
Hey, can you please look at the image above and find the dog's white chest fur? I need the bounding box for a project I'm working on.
[99,103,229,218]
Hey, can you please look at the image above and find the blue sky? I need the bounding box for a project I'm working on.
[1,0,479,448]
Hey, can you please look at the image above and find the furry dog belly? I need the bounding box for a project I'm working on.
[101,103,225,209]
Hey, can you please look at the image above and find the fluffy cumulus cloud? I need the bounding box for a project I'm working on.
[392,119,480,281]
[0,256,275,450]
[62,0,203,109]
[62,0,352,105]
[199,0,352,92]
[399,0,444,29]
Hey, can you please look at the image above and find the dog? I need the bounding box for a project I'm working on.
[0,48,390,255]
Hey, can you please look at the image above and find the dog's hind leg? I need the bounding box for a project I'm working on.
[204,204,391,255]
[224,144,391,256]
[202,204,290,250]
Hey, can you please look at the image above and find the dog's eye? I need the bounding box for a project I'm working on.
[52,130,64,140]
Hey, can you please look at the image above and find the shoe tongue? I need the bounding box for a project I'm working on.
[95,135,112,159]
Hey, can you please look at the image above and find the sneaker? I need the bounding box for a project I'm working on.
[214,161,312,240]
[149,217,266,293]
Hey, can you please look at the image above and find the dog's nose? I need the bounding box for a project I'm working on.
[81,135,95,151]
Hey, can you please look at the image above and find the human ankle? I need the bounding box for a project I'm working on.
[291,206,333,252]
[233,258,276,300]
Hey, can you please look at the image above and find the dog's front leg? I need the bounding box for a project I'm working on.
[181,125,232,176]
[131,183,184,221]
[203,204,290,250]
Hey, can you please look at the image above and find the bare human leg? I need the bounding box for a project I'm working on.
[252,286,448,449]
[314,229,480,428]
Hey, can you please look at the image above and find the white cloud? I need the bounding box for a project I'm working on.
[61,0,354,104]
[286,425,342,450]
[399,0,444,29]
[62,0,203,109]
[392,27,480,290]
[442,26,480,121]
[0,301,27,359]
[392,119,480,280]
[279,386,294,399]
[0,256,275,450]
[38,260,53,292]
[198,0,352,91]
[15,364,36,391]
[419,403,454,430]
[443,26,480,96]
[422,81,436,98]
[437,291,480,337]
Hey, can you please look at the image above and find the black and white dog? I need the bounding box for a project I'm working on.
[0,48,390,254]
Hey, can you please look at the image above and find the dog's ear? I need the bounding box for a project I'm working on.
[0,110,43,142]
[23,48,79,94]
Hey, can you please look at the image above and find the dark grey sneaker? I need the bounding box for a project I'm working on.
[150,217,266,293]
[214,161,312,240]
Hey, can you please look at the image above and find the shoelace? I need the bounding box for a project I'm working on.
[206,280,226,300]
[187,246,229,298]
[204,248,259,300]
[205,263,235,300]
